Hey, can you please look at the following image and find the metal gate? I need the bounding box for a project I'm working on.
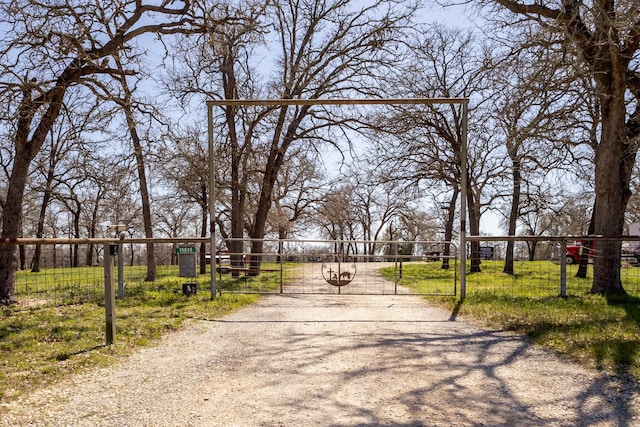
[214,239,458,296]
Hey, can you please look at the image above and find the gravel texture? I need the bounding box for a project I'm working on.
[1,291,639,426]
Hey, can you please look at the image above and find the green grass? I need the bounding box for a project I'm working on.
[214,263,284,293]
[0,266,278,402]
[382,260,640,379]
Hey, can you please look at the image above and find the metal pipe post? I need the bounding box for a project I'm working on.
[117,240,124,299]
[104,243,116,345]
[460,101,469,299]
[279,239,284,294]
[208,104,217,299]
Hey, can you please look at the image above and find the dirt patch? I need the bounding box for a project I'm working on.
[281,262,434,295]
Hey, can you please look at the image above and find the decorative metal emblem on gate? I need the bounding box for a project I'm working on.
[321,256,356,287]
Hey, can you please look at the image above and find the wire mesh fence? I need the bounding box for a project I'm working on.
[5,236,640,309]
[10,239,212,308]
[15,264,105,307]
[466,237,640,297]
[216,238,458,295]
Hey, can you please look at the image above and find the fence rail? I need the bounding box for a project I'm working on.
[3,235,640,308]
[215,238,458,296]
[466,235,640,297]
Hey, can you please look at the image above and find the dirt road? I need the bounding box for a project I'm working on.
[1,292,638,426]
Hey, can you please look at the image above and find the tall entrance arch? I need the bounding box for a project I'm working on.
[206,98,469,299]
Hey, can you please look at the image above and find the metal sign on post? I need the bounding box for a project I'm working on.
[177,244,197,278]
[177,244,198,295]
[176,246,197,255]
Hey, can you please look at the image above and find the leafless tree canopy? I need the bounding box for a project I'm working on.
[3,0,640,301]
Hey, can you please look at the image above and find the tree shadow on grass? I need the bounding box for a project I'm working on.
[604,295,640,375]
[606,295,640,324]
[55,344,107,361]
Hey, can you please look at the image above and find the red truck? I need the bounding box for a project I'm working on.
[566,240,640,265]
[565,241,594,264]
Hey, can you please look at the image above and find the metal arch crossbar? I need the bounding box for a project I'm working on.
[206,97,469,300]
[206,98,468,106]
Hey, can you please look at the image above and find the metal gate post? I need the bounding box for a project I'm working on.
[117,239,124,299]
[394,242,399,294]
[208,103,217,300]
[279,239,284,293]
[459,101,468,300]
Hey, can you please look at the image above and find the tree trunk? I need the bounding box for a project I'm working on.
[467,186,482,273]
[86,219,96,266]
[116,61,156,282]
[33,127,60,272]
[220,46,247,278]
[19,243,26,271]
[527,240,537,261]
[229,133,245,278]
[0,81,66,303]
[249,201,270,276]
[0,155,31,303]
[71,205,81,267]
[504,159,521,274]
[576,203,595,278]
[590,74,634,295]
[249,107,311,275]
[441,189,458,270]
[32,181,53,273]
[199,184,208,275]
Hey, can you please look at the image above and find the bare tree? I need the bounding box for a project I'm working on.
[29,94,105,271]
[516,183,567,261]
[81,153,121,266]
[239,0,417,273]
[482,0,640,296]
[316,184,361,246]
[30,123,70,271]
[154,196,200,265]
[100,161,137,220]
[56,181,83,267]
[160,125,211,273]
[111,52,158,281]
[369,25,501,272]
[489,28,579,274]
[174,0,418,273]
[270,149,328,241]
[166,0,419,276]
[344,165,417,256]
[165,2,273,273]
[0,0,219,304]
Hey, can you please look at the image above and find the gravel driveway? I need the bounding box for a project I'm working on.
[2,291,639,426]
